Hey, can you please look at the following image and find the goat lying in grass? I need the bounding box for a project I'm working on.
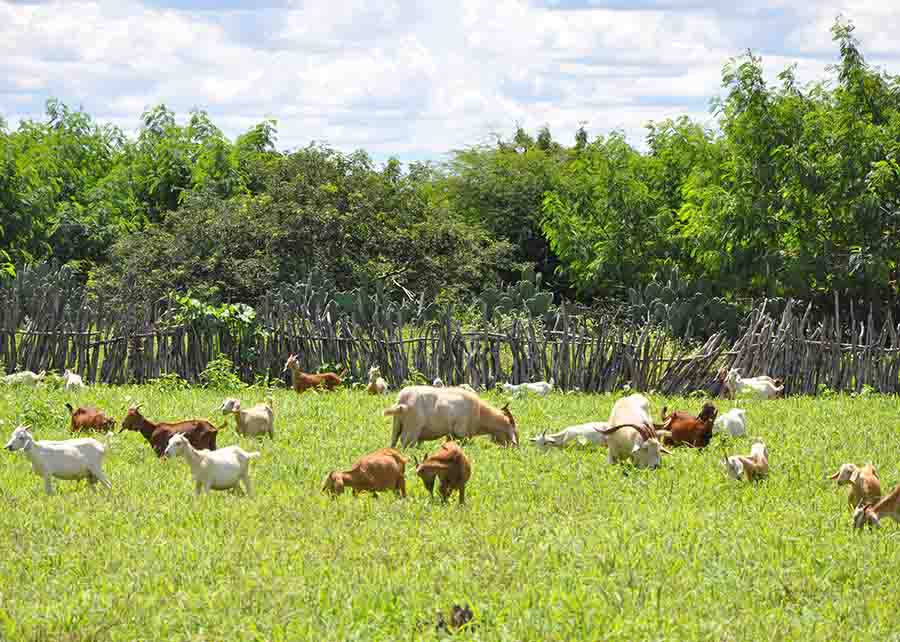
[2,370,45,386]
[713,408,747,437]
[322,448,409,498]
[719,368,784,400]
[163,433,260,495]
[283,354,346,393]
[531,423,609,447]
[367,366,388,395]
[414,441,471,505]
[4,425,111,495]
[501,381,553,397]
[220,397,274,439]
[830,463,881,510]
[723,441,769,481]
[66,403,116,433]
[656,402,717,448]
[384,386,518,448]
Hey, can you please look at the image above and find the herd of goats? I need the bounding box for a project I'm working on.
[1,355,896,530]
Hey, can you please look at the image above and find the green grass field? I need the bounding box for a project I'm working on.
[1,383,899,641]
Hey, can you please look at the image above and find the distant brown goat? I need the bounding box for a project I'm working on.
[283,354,346,393]
[119,405,220,458]
[322,448,408,498]
[414,441,472,505]
[65,403,116,433]
[657,402,718,449]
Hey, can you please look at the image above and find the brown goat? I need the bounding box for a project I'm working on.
[65,403,116,433]
[657,402,718,448]
[322,448,409,498]
[283,354,346,393]
[119,405,220,458]
[414,441,472,505]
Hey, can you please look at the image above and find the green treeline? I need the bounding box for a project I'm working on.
[2,20,899,309]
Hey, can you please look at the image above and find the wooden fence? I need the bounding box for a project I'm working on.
[2,285,900,396]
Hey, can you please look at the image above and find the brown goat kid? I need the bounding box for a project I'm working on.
[322,448,409,498]
[119,405,220,458]
[415,441,472,505]
[657,402,718,448]
[66,403,116,433]
[283,354,346,393]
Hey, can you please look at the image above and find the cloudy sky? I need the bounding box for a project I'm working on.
[2,0,899,162]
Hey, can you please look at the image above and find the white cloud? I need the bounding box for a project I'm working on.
[2,0,900,161]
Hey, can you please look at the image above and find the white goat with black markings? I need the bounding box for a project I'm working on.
[163,433,260,495]
[4,425,111,495]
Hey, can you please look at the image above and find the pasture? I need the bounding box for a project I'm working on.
[1,383,899,641]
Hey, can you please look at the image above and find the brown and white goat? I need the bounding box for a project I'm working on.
[414,441,472,505]
[119,405,220,458]
[367,366,388,395]
[853,484,900,529]
[656,402,717,448]
[384,386,518,448]
[830,463,881,510]
[723,441,769,481]
[322,448,409,498]
[66,403,116,433]
[283,354,346,393]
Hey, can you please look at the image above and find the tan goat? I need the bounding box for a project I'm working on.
[829,463,881,510]
[322,448,409,498]
[723,441,769,481]
[853,484,900,529]
[414,441,472,505]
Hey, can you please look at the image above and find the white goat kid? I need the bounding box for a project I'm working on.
[4,425,111,495]
[62,369,85,391]
[713,408,747,437]
[2,370,45,386]
[163,433,260,495]
[220,397,274,439]
[501,381,553,397]
[531,422,609,447]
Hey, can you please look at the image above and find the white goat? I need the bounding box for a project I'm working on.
[4,425,111,495]
[163,433,260,495]
[723,441,769,481]
[2,370,45,386]
[713,408,747,437]
[220,397,274,439]
[721,368,783,400]
[531,422,609,447]
[62,369,85,391]
[596,393,667,468]
[432,378,444,388]
[501,381,553,397]
[367,366,388,395]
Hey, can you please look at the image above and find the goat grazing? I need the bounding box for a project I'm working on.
[163,433,260,495]
[501,381,553,397]
[322,448,409,498]
[713,408,747,437]
[367,366,388,395]
[853,484,900,529]
[414,441,472,505]
[4,425,111,495]
[220,397,274,439]
[531,422,609,447]
[66,403,116,433]
[719,368,783,400]
[120,405,219,457]
[657,403,717,448]
[723,441,769,481]
[62,369,85,391]
[596,393,668,468]
[283,354,345,393]
[384,386,518,448]
[2,370,45,386]
[829,463,881,510]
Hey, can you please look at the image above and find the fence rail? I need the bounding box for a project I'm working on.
[2,285,900,396]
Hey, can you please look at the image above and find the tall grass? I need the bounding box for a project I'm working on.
[0,384,898,641]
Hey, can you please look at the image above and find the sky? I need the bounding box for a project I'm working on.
[2,0,900,163]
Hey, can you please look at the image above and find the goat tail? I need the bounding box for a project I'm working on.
[383,403,408,417]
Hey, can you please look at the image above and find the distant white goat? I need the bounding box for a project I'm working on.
[62,369,85,391]
[432,378,444,388]
[4,425,111,495]
[723,441,769,481]
[220,397,274,439]
[2,370,45,386]
[720,368,783,400]
[163,433,260,495]
[367,367,388,395]
[713,408,747,437]
[501,381,553,397]
[531,422,609,447]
